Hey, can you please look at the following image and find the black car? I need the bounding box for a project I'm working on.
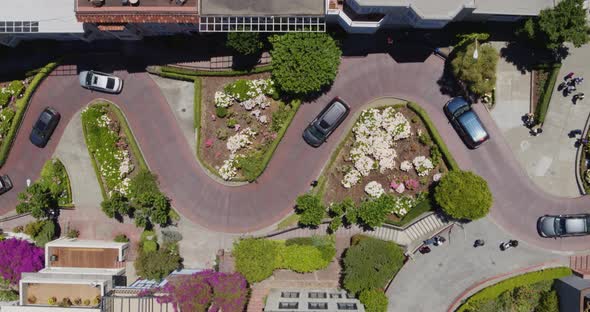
[29,107,60,148]
[303,97,350,147]
[443,97,489,149]
[537,214,590,238]
[0,175,12,195]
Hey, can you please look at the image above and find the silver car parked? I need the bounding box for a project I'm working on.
[79,70,123,94]
[537,214,590,238]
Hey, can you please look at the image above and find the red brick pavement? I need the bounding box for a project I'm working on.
[1,55,590,252]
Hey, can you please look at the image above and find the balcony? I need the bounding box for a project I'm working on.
[76,0,199,24]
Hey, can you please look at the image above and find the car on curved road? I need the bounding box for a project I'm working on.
[0,175,12,195]
[79,70,123,94]
[537,214,590,238]
[303,97,350,147]
[29,107,60,148]
[443,97,489,149]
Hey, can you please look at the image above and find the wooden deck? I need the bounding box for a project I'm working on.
[48,247,120,269]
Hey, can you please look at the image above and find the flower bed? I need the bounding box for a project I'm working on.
[0,79,27,148]
[322,104,448,223]
[200,74,298,181]
[81,102,142,198]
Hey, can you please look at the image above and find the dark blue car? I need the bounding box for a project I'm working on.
[444,97,489,149]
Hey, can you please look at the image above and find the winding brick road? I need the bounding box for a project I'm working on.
[1,52,589,252]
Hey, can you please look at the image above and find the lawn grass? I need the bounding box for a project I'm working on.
[276,214,300,230]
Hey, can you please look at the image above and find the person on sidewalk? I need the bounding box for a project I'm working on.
[574,77,584,85]
[574,92,585,102]
[531,125,543,136]
[473,239,485,248]
[565,72,575,80]
[567,84,577,93]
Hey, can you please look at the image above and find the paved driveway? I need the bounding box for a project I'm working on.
[1,51,590,252]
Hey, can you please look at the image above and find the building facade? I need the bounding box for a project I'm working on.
[0,0,557,46]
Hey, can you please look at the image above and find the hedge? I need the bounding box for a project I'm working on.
[0,61,59,167]
[406,102,459,171]
[161,64,273,77]
[534,63,562,125]
[456,267,572,312]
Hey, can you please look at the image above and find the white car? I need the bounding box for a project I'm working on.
[79,70,123,94]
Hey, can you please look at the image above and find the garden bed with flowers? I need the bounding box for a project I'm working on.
[0,80,27,147]
[200,74,299,182]
[322,104,449,224]
[81,101,146,199]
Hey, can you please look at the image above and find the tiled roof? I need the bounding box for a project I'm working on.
[77,13,199,23]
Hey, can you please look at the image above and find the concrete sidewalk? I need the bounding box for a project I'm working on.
[490,43,590,198]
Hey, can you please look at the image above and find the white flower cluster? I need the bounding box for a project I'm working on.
[241,94,268,111]
[412,156,434,176]
[390,196,416,217]
[219,128,257,180]
[400,160,413,172]
[116,150,134,178]
[341,169,361,188]
[364,181,385,198]
[251,109,268,124]
[215,91,233,108]
[341,107,411,188]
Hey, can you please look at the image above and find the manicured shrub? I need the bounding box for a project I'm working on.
[48,296,57,305]
[269,33,341,95]
[33,221,56,247]
[135,248,182,281]
[0,238,44,286]
[359,289,388,312]
[226,32,263,56]
[128,169,159,198]
[343,237,405,295]
[162,230,183,245]
[143,240,158,253]
[450,40,498,97]
[350,234,370,246]
[92,296,100,306]
[24,221,44,237]
[271,102,293,132]
[216,106,228,118]
[114,234,129,243]
[233,238,280,283]
[66,229,79,239]
[535,290,559,312]
[356,194,394,228]
[434,170,492,220]
[295,194,325,227]
[59,297,72,307]
[281,244,329,273]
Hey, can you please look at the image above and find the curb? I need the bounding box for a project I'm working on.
[446,260,564,312]
[574,110,590,195]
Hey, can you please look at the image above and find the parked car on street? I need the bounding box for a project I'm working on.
[29,107,60,148]
[79,70,123,93]
[303,97,350,147]
[443,97,489,149]
[0,175,13,195]
[537,214,590,238]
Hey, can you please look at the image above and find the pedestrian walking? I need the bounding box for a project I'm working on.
[419,246,431,254]
[565,72,575,80]
[568,84,577,93]
[574,77,584,85]
[558,81,568,91]
[531,125,543,136]
[473,239,485,248]
[576,92,585,101]
[569,129,583,137]
[524,113,535,128]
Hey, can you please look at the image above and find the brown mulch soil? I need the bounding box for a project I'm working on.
[532,69,549,114]
[323,106,448,217]
[200,73,280,177]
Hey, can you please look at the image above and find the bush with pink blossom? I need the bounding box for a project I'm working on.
[0,238,44,286]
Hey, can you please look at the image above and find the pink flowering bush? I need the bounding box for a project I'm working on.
[405,178,419,190]
[157,270,248,312]
[0,238,44,286]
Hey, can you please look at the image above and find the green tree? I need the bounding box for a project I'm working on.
[359,289,388,312]
[295,194,325,227]
[101,191,131,218]
[128,170,159,198]
[520,0,589,50]
[134,248,182,281]
[328,198,357,232]
[226,32,263,56]
[450,41,498,97]
[434,170,493,220]
[356,195,394,228]
[16,183,57,219]
[134,192,170,227]
[269,32,341,95]
[343,237,405,294]
[233,238,280,283]
[535,290,559,312]
[33,221,56,247]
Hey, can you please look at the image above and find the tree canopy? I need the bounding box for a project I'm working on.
[226,32,263,56]
[269,32,341,95]
[520,0,590,50]
[16,183,57,219]
[434,170,493,220]
[450,41,498,97]
[296,194,325,227]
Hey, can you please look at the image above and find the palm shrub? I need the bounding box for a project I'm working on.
[269,32,341,95]
[343,237,405,295]
[434,170,493,220]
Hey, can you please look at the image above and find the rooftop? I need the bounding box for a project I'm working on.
[473,0,554,15]
[75,0,199,24]
[0,0,83,33]
[47,246,122,269]
[200,0,325,16]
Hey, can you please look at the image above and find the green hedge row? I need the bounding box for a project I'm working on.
[456,267,571,312]
[534,63,562,125]
[406,102,460,171]
[0,61,59,167]
[161,64,273,77]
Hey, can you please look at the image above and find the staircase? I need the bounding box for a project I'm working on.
[366,213,449,246]
[570,255,590,279]
[247,287,270,312]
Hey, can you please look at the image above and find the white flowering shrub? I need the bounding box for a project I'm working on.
[364,181,385,198]
[226,129,255,154]
[400,160,413,172]
[412,156,434,176]
[390,196,415,217]
[219,157,238,180]
[342,169,361,188]
[215,91,234,108]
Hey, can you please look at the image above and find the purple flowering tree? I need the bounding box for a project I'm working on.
[0,238,44,287]
[157,271,248,312]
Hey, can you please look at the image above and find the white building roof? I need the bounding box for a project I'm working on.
[0,0,83,33]
[46,238,127,249]
[473,0,554,16]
